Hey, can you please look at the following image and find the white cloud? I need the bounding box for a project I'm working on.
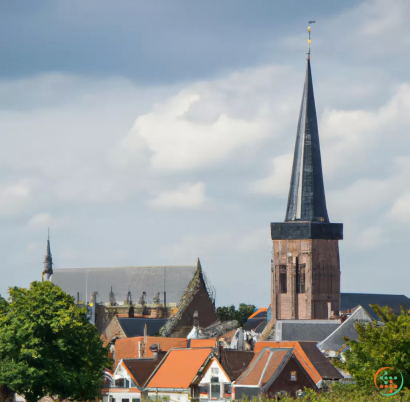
[161,227,270,263]
[0,183,31,216]
[28,213,53,228]
[236,228,271,253]
[26,242,40,252]
[354,226,385,250]
[148,182,208,209]
[28,213,68,230]
[250,154,293,196]
[386,193,410,223]
[116,66,298,172]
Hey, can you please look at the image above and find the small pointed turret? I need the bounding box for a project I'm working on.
[285,56,329,222]
[42,229,53,281]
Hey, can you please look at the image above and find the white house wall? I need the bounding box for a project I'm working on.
[147,391,190,402]
[199,359,230,384]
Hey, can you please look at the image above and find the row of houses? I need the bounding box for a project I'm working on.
[99,294,410,401]
[102,338,345,401]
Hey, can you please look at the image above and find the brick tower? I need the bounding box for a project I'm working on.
[270,50,343,321]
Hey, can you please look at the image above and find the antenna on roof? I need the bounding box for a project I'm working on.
[307,21,315,59]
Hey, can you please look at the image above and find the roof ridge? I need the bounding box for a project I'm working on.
[54,265,197,271]
[261,349,294,391]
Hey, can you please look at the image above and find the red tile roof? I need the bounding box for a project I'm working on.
[115,337,188,369]
[190,338,217,348]
[218,329,237,341]
[146,348,213,389]
[235,348,292,386]
[255,341,322,385]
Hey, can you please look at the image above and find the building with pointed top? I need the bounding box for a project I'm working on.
[51,258,218,337]
[270,55,343,321]
[42,234,53,281]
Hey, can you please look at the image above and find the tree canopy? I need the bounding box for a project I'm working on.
[216,303,256,327]
[0,281,111,402]
[336,304,410,390]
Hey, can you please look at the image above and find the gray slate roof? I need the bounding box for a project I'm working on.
[341,293,410,320]
[118,318,168,337]
[319,306,372,353]
[52,266,197,305]
[285,58,329,223]
[271,320,341,342]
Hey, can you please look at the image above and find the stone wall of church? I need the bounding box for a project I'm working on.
[169,278,218,338]
[271,239,340,320]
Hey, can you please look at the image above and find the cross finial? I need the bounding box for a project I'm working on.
[308,21,315,59]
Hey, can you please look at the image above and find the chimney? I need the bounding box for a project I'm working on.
[149,343,160,360]
[238,328,244,351]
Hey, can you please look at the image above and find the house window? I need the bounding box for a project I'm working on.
[224,384,232,399]
[199,385,209,396]
[211,383,220,399]
[279,265,287,293]
[211,367,219,375]
[132,399,140,402]
[114,378,124,387]
[122,399,129,402]
[290,371,297,381]
[297,264,306,294]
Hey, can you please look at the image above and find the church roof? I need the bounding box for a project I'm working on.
[270,320,341,342]
[52,265,197,305]
[340,293,410,320]
[285,57,329,223]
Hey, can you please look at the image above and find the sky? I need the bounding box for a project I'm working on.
[1,0,410,307]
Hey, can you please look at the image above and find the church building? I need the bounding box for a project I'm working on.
[270,47,343,321]
[40,236,218,337]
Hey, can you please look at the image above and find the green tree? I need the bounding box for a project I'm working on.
[216,303,256,327]
[336,304,410,390]
[216,305,236,322]
[0,281,111,402]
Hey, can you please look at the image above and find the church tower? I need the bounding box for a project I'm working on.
[42,231,53,281]
[270,27,343,321]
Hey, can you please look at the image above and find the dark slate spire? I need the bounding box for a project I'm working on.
[285,57,329,223]
[42,229,53,281]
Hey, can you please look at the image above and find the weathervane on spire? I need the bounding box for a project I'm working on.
[308,21,315,59]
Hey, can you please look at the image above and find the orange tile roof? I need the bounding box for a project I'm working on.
[255,341,321,385]
[248,307,268,319]
[114,337,188,369]
[190,338,217,348]
[146,348,213,389]
[218,329,237,340]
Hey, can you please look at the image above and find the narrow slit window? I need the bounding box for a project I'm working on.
[297,264,306,294]
[280,265,287,293]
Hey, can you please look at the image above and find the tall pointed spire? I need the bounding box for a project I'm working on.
[285,34,329,223]
[42,228,53,281]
